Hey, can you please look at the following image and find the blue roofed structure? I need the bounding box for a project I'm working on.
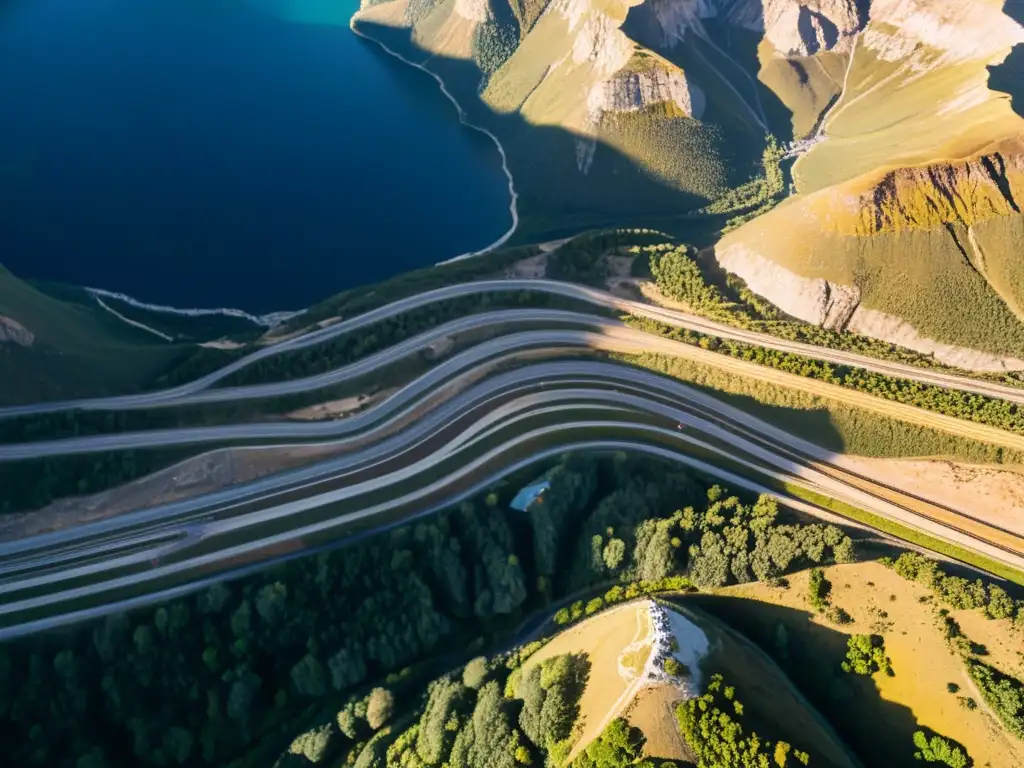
[509,481,551,512]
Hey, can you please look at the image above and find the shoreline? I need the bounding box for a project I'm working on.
[348,15,520,265]
[84,287,304,330]
[46,19,522,328]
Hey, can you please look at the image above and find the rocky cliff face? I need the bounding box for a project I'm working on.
[454,0,491,22]
[864,0,1024,66]
[716,244,861,331]
[716,242,1024,370]
[844,149,1024,235]
[650,0,864,55]
[569,9,637,77]
[0,316,34,347]
[761,0,864,55]
[587,63,705,117]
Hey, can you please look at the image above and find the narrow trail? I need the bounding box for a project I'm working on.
[92,297,175,342]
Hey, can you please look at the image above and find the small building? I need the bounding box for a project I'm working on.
[509,481,551,512]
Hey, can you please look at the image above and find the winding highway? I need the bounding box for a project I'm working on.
[3,278,1024,419]
[7,312,1024,461]
[3,355,1024,640]
[4,278,1024,639]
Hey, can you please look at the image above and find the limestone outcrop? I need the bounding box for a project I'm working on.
[847,151,1024,236]
[651,0,865,54]
[587,64,705,118]
[0,316,34,347]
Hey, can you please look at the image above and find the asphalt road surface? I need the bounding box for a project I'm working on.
[2,359,1023,640]
[4,279,1024,419]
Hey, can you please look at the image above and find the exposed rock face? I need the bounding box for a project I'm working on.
[715,243,1024,370]
[454,0,491,22]
[846,306,1024,371]
[651,0,864,54]
[761,0,864,55]
[716,243,861,330]
[587,66,705,118]
[571,12,636,75]
[0,316,33,347]
[554,0,596,30]
[847,151,1024,235]
[864,0,1024,66]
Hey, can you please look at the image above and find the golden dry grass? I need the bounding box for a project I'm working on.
[523,601,654,760]
[623,684,693,762]
[952,608,1024,682]
[720,561,1024,768]
[675,603,860,768]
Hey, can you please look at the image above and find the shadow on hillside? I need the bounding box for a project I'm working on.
[990,0,1024,119]
[685,594,924,768]
[353,20,765,245]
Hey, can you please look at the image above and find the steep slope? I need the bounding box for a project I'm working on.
[524,598,859,766]
[353,0,1024,367]
[352,0,770,227]
[718,0,1024,369]
[0,267,185,404]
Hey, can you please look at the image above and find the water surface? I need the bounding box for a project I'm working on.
[0,0,511,312]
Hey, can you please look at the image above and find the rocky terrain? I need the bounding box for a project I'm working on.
[352,0,1024,367]
[0,316,33,347]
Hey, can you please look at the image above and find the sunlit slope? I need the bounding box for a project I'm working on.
[525,599,857,766]
[354,0,766,216]
[758,46,850,138]
[720,0,1024,369]
[481,0,757,201]
[795,0,1024,193]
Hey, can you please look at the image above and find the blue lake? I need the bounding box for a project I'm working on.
[0,0,511,313]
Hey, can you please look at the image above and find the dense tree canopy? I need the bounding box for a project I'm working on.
[0,452,860,766]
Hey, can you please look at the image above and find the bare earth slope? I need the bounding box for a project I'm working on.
[352,0,1024,368]
[719,0,1024,369]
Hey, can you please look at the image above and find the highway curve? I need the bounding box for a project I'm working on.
[2,359,1023,640]
[4,278,1024,418]
[6,318,1024,461]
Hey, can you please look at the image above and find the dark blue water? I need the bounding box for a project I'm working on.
[0,0,511,313]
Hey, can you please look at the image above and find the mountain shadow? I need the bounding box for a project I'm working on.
[354,19,767,245]
[990,0,1024,119]
[686,593,926,768]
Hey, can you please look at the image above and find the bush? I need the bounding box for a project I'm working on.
[663,658,687,678]
[842,635,894,677]
[808,567,831,612]
[365,688,394,730]
[912,730,969,767]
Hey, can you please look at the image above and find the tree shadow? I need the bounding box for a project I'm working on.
[989,0,1024,119]
[686,594,925,768]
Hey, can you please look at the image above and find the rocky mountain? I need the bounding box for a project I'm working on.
[720,0,1024,369]
[353,0,1024,369]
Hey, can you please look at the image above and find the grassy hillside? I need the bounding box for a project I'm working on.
[351,0,1024,370]
[0,267,190,405]
[717,0,1024,364]
[694,557,1024,768]
[718,198,1024,360]
[353,0,769,234]
[524,598,858,767]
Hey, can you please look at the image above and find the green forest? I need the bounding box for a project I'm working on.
[0,452,857,767]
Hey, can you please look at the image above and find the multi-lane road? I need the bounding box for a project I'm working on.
[3,278,1024,639]
[4,278,1024,419]
[3,359,1024,639]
